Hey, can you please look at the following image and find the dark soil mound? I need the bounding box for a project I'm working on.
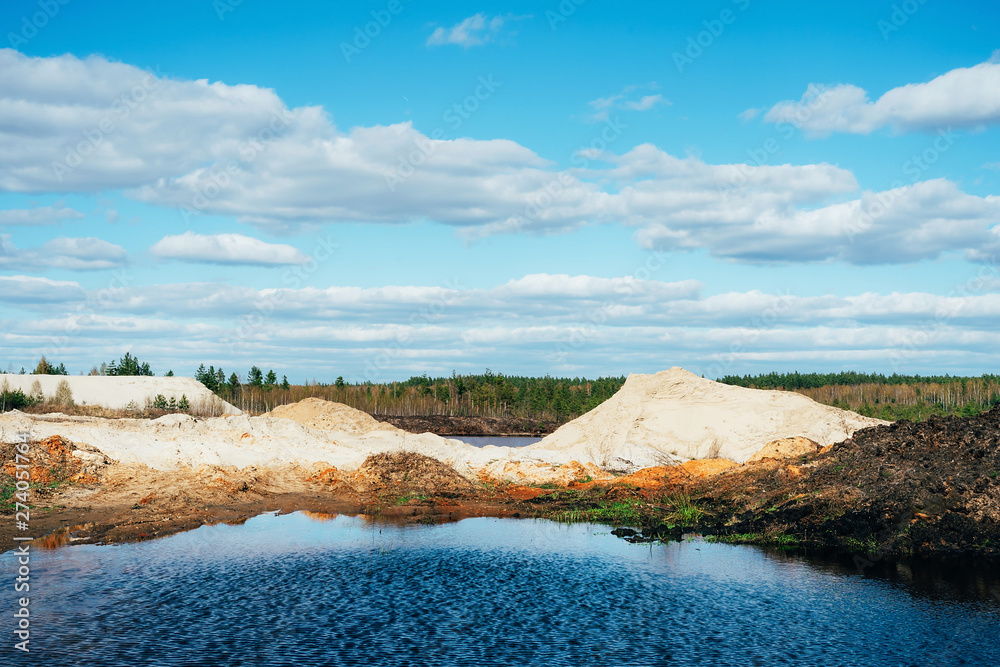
[354,452,477,498]
[377,414,558,436]
[695,405,1000,557]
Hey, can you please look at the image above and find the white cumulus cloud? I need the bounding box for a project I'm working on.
[150,232,309,266]
[761,58,1000,135]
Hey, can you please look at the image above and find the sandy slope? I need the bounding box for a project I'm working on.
[0,369,887,485]
[0,375,241,414]
[526,367,887,467]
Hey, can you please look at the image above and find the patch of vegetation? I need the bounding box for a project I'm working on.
[709,532,800,548]
[659,492,705,526]
[394,493,429,505]
[553,499,647,526]
[0,478,66,513]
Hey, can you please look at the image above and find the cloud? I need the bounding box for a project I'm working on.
[3,50,998,267]
[150,232,309,266]
[588,84,669,121]
[0,48,295,193]
[0,203,84,226]
[762,58,1000,135]
[426,13,529,47]
[6,275,1000,379]
[636,178,1000,264]
[0,275,86,303]
[0,234,126,271]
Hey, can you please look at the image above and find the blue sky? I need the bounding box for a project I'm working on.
[1,0,999,382]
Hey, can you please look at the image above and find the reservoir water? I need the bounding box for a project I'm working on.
[3,513,999,666]
[447,435,542,447]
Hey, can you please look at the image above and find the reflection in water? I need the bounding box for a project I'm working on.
[3,514,999,667]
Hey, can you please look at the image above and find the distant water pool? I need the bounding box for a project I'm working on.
[2,513,999,666]
[448,435,541,447]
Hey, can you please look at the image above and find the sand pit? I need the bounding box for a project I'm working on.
[0,375,241,415]
[0,368,888,490]
[525,367,886,468]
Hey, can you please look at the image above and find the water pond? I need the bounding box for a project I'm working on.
[447,435,542,447]
[2,513,999,666]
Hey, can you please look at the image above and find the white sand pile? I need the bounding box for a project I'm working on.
[0,375,241,415]
[0,408,496,479]
[0,369,888,484]
[267,398,399,435]
[525,367,887,468]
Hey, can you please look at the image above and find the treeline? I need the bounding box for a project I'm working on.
[720,372,1000,421]
[196,366,626,420]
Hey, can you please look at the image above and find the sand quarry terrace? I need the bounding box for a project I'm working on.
[0,368,886,487]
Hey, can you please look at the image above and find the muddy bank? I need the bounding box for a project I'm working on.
[4,406,999,561]
[375,414,558,436]
[519,407,1000,559]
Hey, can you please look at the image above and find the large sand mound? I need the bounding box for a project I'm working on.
[267,398,399,435]
[0,375,241,415]
[525,367,887,468]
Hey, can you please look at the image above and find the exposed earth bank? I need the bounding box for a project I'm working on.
[3,405,998,561]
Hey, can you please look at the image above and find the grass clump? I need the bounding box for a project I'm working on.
[553,499,647,526]
[660,492,704,526]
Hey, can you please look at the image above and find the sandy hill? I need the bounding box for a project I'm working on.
[526,367,887,468]
[0,375,241,415]
[266,398,400,435]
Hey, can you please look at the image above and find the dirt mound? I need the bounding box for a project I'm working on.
[613,459,737,489]
[268,398,399,435]
[352,452,477,497]
[531,367,886,465]
[691,405,1000,557]
[1,436,112,490]
[749,436,820,462]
